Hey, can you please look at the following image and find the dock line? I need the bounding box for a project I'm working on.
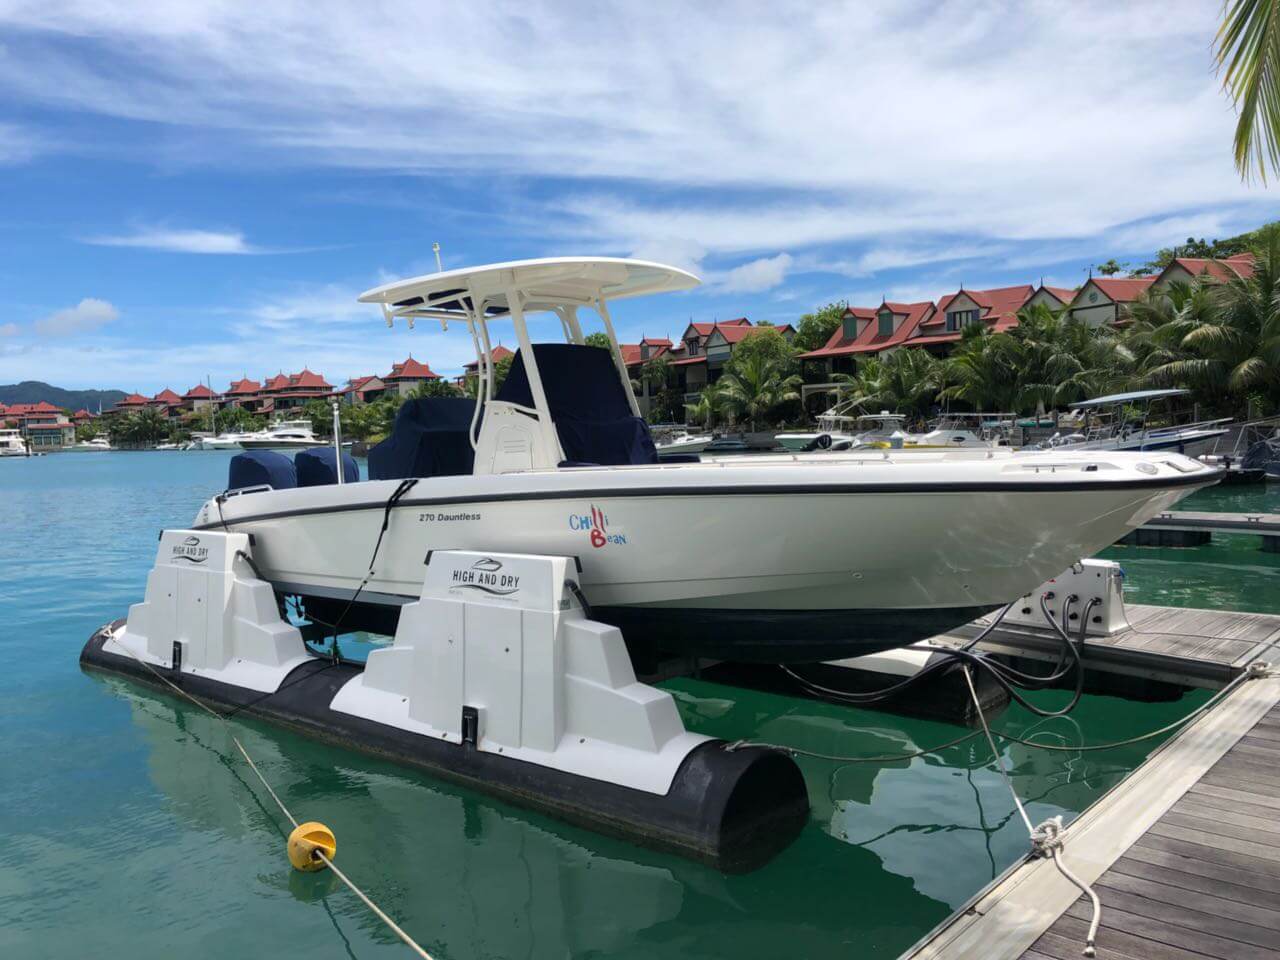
[109,630,435,960]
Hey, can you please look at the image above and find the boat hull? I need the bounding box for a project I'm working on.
[196,454,1216,662]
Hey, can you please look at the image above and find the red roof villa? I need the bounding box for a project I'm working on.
[383,356,441,397]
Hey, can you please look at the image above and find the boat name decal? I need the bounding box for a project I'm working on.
[569,505,627,549]
[450,556,520,595]
[171,535,209,564]
[418,511,481,523]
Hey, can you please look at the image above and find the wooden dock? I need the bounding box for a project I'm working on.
[958,603,1280,687]
[1123,510,1280,551]
[900,602,1280,960]
[899,668,1280,960]
[1022,699,1280,960]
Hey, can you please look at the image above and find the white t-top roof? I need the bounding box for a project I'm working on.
[1069,388,1190,409]
[358,257,700,318]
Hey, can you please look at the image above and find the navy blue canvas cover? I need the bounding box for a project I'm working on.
[497,344,658,466]
[368,397,478,480]
[295,447,360,486]
[228,450,297,490]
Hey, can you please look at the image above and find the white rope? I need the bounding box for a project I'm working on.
[962,666,1100,958]
[108,629,434,959]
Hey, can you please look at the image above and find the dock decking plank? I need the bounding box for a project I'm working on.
[1159,808,1280,845]
[1110,851,1280,906]
[1063,901,1280,960]
[1038,918,1218,960]
[1189,779,1280,811]
[1133,832,1280,878]
[1095,870,1280,932]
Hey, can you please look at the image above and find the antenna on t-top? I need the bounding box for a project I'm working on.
[432,242,443,273]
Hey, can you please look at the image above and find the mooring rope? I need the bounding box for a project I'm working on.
[961,665,1100,958]
[107,629,434,959]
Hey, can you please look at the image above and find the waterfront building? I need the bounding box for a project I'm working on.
[1066,277,1158,327]
[180,384,217,414]
[382,356,441,398]
[338,375,387,405]
[668,318,793,402]
[619,336,673,416]
[149,388,183,418]
[259,369,333,411]
[799,302,934,376]
[4,401,75,449]
[221,378,264,411]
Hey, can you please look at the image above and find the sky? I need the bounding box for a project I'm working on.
[0,0,1276,393]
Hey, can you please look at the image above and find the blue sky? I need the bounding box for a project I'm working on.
[0,0,1275,392]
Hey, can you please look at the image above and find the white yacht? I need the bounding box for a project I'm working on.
[0,428,28,457]
[199,432,256,450]
[1039,389,1230,457]
[70,437,112,451]
[237,420,333,450]
[190,258,1219,663]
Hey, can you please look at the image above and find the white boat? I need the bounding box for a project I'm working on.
[70,437,112,451]
[237,420,335,451]
[1038,389,1230,458]
[656,431,713,455]
[905,413,1015,449]
[0,428,28,457]
[190,257,1219,663]
[776,398,864,451]
[200,432,255,450]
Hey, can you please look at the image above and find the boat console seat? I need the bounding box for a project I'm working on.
[295,447,360,486]
[498,344,659,467]
[368,397,478,480]
[228,450,297,491]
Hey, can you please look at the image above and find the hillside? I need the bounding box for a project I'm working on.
[0,381,126,412]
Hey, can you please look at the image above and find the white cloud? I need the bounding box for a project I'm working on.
[33,298,119,336]
[712,253,793,293]
[83,227,260,254]
[0,322,19,337]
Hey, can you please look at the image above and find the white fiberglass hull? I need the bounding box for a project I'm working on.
[1046,427,1228,459]
[657,436,713,454]
[776,432,859,452]
[195,450,1217,661]
[237,438,346,450]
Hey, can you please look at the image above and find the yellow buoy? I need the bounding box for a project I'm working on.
[287,821,337,872]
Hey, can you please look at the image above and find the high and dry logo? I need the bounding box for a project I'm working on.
[450,556,520,596]
[569,505,628,549]
[170,535,209,564]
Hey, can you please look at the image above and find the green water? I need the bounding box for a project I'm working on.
[1,454,1268,959]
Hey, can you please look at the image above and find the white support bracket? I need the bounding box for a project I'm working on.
[103,530,311,692]
[1002,558,1130,636]
[330,550,710,795]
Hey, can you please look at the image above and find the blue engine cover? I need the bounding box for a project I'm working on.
[228,450,297,490]
[295,447,360,486]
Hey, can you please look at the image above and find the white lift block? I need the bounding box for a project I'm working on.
[330,550,711,795]
[103,530,310,692]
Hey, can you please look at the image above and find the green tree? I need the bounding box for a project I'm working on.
[684,382,726,430]
[1096,259,1128,276]
[583,332,613,350]
[108,407,169,447]
[792,303,846,353]
[836,348,942,419]
[714,329,803,431]
[214,406,265,435]
[410,378,462,399]
[464,354,513,397]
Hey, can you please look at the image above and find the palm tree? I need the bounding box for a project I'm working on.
[1217,0,1280,181]
[715,350,802,431]
[835,349,942,419]
[1127,226,1280,412]
[684,383,723,429]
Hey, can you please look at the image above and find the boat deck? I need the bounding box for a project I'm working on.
[901,603,1280,960]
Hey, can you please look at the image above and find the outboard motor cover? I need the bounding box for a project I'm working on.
[295,447,359,486]
[228,450,297,490]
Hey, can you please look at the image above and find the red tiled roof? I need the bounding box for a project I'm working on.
[290,368,333,389]
[384,356,440,381]
[711,321,792,344]
[619,344,642,365]
[117,393,150,406]
[1164,253,1256,283]
[227,378,262,395]
[463,344,515,372]
[641,336,673,346]
[183,384,215,399]
[797,307,877,359]
[923,285,1034,328]
[152,388,182,404]
[1086,276,1157,303]
[72,408,93,419]
[4,401,63,416]
[670,355,707,366]
[264,374,292,391]
[1041,286,1077,304]
[340,375,382,394]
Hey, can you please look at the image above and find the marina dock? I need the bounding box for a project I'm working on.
[901,604,1280,960]
[1124,510,1280,551]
